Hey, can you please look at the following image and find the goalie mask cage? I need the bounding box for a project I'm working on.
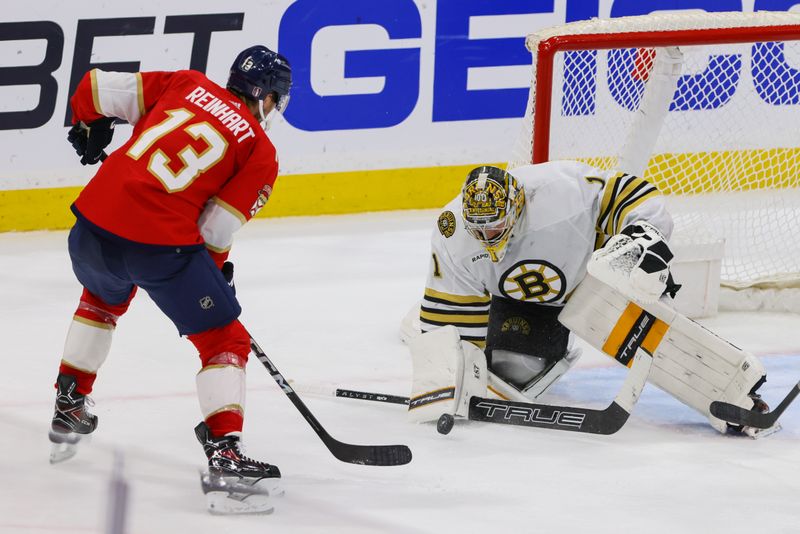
[509,11,800,310]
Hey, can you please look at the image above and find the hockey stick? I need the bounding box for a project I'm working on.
[335,351,653,435]
[709,381,800,429]
[336,388,410,405]
[468,350,652,435]
[249,336,412,466]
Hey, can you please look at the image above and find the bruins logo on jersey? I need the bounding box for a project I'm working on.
[499,260,566,303]
[438,211,456,238]
[501,316,531,335]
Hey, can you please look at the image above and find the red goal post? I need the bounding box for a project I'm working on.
[509,11,800,313]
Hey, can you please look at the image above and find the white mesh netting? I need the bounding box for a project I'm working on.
[509,11,800,292]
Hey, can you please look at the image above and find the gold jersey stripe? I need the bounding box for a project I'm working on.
[205,404,244,417]
[420,309,489,324]
[211,196,247,225]
[73,315,113,330]
[60,359,97,375]
[90,69,103,116]
[135,72,145,118]
[204,242,231,254]
[424,287,491,305]
[598,174,660,236]
[597,171,627,234]
[603,176,648,235]
[612,188,660,235]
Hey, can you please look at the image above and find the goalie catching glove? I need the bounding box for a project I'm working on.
[588,220,679,303]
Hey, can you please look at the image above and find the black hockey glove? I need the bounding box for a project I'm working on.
[221,261,236,295]
[67,117,115,165]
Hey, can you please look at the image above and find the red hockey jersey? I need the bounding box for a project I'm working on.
[70,69,279,265]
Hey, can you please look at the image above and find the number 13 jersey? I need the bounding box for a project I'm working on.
[70,68,278,258]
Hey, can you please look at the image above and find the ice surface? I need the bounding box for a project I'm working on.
[1,210,799,533]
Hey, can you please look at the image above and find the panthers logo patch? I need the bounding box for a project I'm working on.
[501,316,531,335]
[499,260,566,303]
[438,211,456,238]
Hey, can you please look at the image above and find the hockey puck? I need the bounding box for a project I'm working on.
[437,413,455,435]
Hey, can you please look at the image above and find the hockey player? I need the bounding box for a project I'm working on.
[49,45,291,513]
[408,162,769,435]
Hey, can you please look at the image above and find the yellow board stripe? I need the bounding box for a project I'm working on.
[0,163,490,232]
[3,146,799,235]
[602,302,668,367]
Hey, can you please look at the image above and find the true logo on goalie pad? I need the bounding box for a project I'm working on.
[409,387,456,410]
[602,302,668,367]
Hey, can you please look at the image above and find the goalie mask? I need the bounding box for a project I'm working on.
[461,166,525,262]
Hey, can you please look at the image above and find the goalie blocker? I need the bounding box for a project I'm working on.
[559,274,768,435]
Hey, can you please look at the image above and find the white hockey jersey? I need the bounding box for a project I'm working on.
[420,160,673,347]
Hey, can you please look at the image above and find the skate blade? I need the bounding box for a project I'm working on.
[200,471,278,515]
[48,430,85,464]
[201,470,283,497]
[205,490,274,515]
[744,422,782,439]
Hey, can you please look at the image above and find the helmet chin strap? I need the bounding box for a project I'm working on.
[258,104,275,132]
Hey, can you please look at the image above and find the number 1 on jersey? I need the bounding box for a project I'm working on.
[127,108,229,192]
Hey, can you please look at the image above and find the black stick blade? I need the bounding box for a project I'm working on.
[710,382,800,429]
[324,436,412,466]
[709,401,758,426]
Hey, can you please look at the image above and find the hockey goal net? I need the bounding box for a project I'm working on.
[509,11,800,312]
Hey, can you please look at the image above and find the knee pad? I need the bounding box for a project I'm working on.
[188,319,250,367]
[61,288,137,386]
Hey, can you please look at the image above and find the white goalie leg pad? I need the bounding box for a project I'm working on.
[486,371,530,402]
[62,317,114,372]
[399,300,423,344]
[560,274,765,433]
[407,326,487,422]
[196,358,246,420]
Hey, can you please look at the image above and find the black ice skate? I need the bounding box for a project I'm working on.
[195,421,282,515]
[49,374,98,464]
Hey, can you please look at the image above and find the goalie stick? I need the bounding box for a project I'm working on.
[336,389,410,405]
[249,336,412,466]
[709,381,800,429]
[335,351,653,435]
